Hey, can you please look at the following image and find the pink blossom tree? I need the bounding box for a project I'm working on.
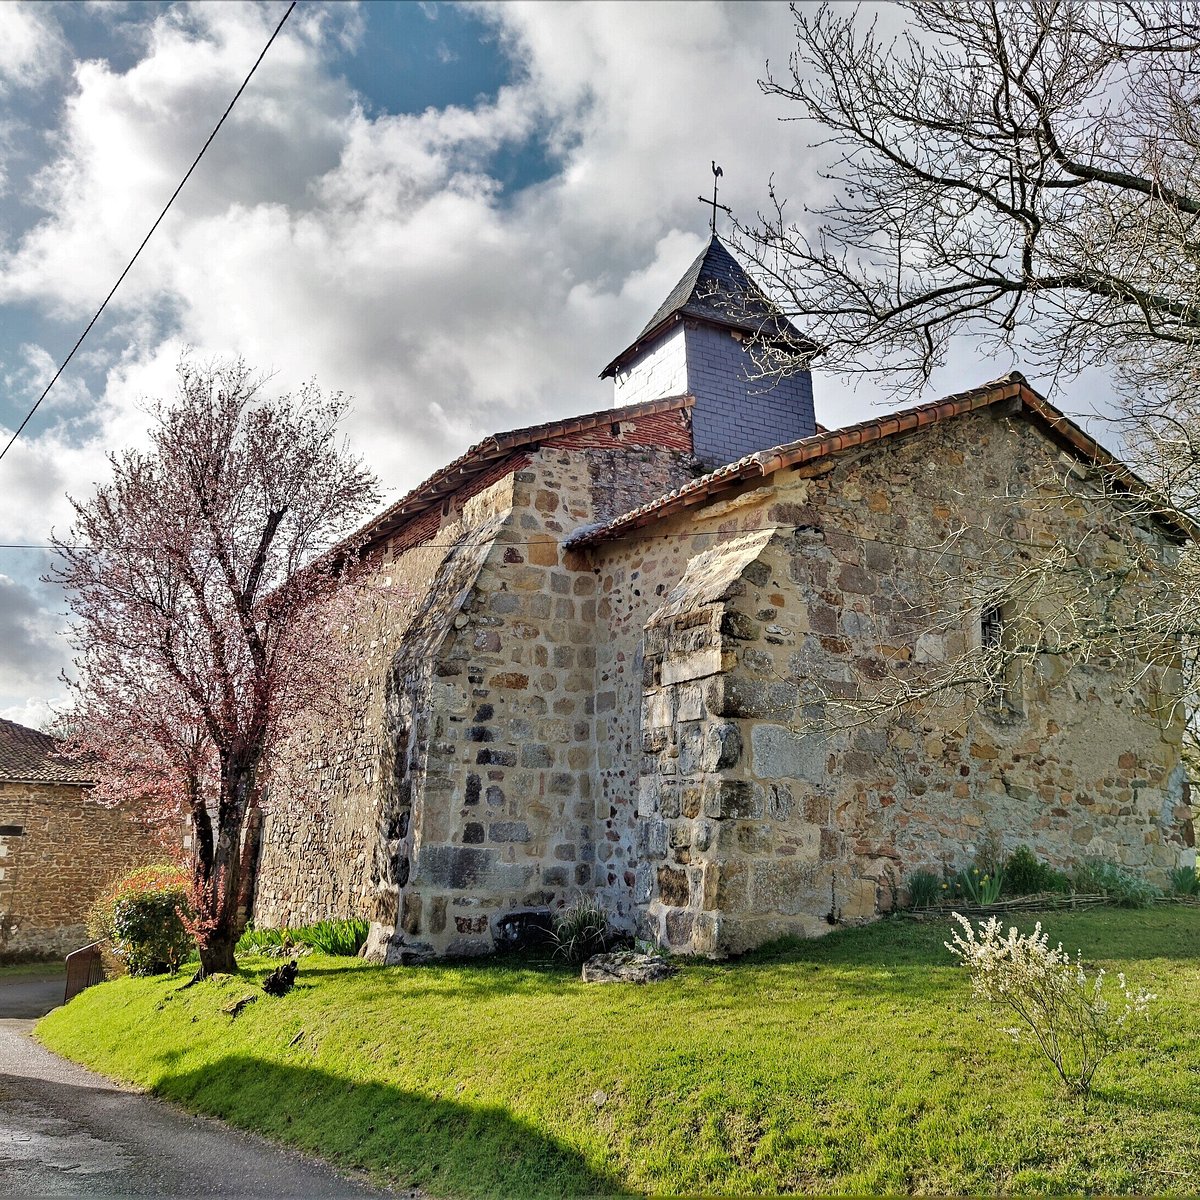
[52,359,380,976]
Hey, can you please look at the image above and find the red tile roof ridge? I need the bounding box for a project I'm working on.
[566,372,1195,547]
[0,716,94,785]
[343,394,696,557]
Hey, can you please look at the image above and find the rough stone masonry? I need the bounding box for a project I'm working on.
[253,236,1195,961]
[0,719,160,957]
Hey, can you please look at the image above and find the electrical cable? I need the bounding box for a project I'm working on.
[0,0,297,467]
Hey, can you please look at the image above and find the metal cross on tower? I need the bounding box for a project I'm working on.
[698,161,730,235]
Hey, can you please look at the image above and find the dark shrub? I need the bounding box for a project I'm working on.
[906,870,942,908]
[550,897,610,964]
[1002,846,1071,897]
[1169,864,1200,897]
[89,864,192,976]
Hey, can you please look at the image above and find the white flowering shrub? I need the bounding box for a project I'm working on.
[946,913,1154,1097]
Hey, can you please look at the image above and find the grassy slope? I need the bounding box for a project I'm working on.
[37,909,1200,1197]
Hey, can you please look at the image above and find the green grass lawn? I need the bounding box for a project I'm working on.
[0,960,66,978]
[36,908,1200,1197]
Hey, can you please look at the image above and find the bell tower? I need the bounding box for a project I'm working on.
[600,235,815,468]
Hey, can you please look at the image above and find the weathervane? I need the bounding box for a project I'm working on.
[698,161,732,235]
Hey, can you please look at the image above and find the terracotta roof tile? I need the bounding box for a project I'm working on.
[342,394,695,558]
[0,718,93,785]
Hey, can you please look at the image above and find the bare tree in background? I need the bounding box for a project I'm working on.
[727,0,1200,775]
[738,0,1200,411]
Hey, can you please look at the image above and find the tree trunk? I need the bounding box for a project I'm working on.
[236,804,263,938]
[198,930,238,976]
[193,773,246,976]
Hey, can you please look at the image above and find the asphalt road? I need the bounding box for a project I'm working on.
[0,970,67,1021]
[0,971,392,1198]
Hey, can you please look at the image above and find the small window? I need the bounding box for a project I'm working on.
[980,602,1022,715]
[0,825,24,836]
[980,605,1004,653]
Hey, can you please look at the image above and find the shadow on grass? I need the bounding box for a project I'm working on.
[235,909,1199,1019]
[1095,1070,1200,1119]
[257,957,590,1006]
[155,1055,632,1199]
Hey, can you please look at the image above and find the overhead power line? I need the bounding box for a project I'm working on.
[0,0,297,468]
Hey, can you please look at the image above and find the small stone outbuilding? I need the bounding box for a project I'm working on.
[0,718,161,958]
[253,235,1196,961]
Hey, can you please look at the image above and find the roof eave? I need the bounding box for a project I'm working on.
[600,312,815,381]
[567,373,1197,548]
[599,314,683,380]
[340,393,698,560]
[0,774,94,787]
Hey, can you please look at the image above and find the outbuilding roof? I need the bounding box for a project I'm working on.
[567,372,1196,548]
[0,718,93,785]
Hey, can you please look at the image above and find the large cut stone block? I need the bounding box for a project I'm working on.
[751,724,825,783]
[717,676,799,719]
[662,645,722,685]
[657,864,691,906]
[752,859,826,916]
[701,722,743,771]
[638,817,668,860]
[706,778,763,819]
[419,846,534,891]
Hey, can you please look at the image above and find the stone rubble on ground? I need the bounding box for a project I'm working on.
[581,950,679,984]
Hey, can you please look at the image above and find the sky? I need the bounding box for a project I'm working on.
[0,0,1116,728]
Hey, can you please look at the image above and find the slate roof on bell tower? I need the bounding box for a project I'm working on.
[600,235,807,379]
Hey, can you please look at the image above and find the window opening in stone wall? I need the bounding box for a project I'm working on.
[980,601,1022,716]
[0,825,24,836]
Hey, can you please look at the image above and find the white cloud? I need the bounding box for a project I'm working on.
[0,1,1046,714]
[1,3,834,463]
[1,2,356,314]
[0,695,66,732]
[0,572,62,689]
[0,5,66,94]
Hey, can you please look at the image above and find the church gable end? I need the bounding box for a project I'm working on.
[256,406,700,959]
[584,395,1192,956]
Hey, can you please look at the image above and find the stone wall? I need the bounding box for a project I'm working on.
[254,468,520,929]
[590,405,1192,954]
[635,529,778,952]
[256,397,1192,961]
[255,409,698,956]
[372,436,697,959]
[0,781,161,958]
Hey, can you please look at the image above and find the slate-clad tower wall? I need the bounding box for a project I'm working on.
[604,236,816,467]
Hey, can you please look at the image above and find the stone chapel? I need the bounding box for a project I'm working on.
[252,235,1196,961]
